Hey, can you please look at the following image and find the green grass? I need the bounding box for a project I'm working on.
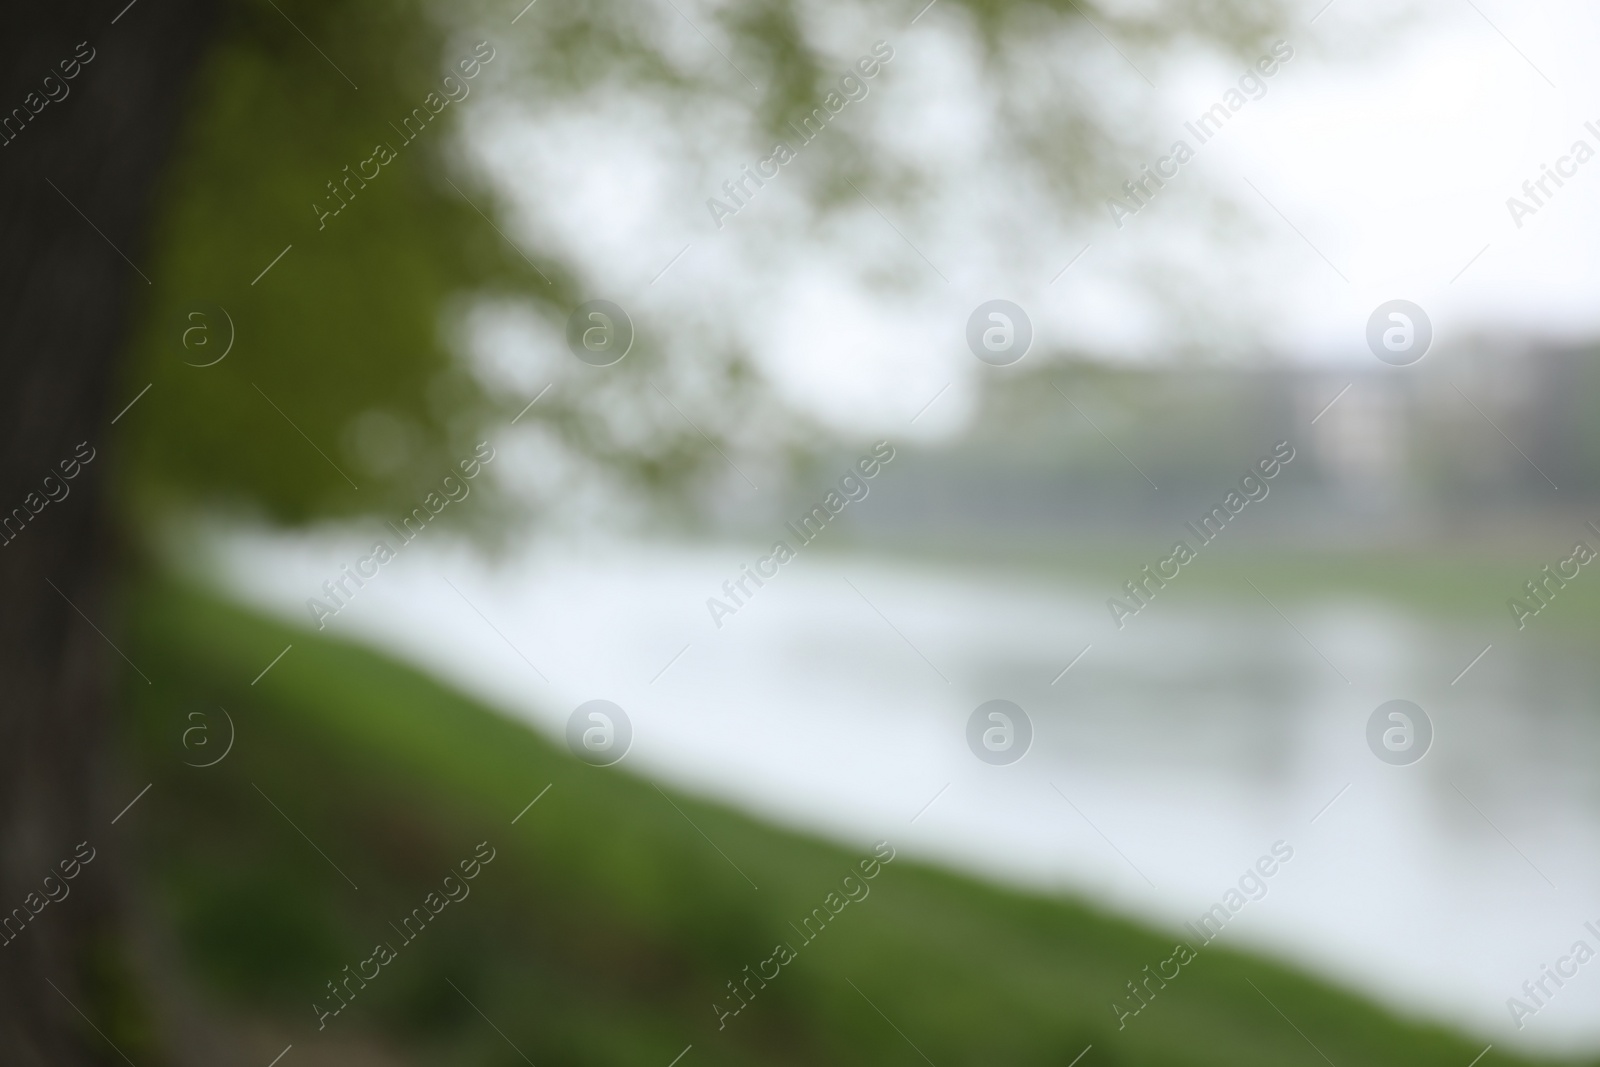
[123,576,1586,1066]
[823,530,1600,638]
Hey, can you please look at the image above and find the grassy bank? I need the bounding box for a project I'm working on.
[819,531,1600,640]
[120,578,1578,1066]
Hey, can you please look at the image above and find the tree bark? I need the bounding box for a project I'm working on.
[0,1,219,1062]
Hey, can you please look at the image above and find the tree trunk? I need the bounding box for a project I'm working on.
[0,1,219,1062]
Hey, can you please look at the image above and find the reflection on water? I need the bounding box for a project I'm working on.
[211,532,1600,1052]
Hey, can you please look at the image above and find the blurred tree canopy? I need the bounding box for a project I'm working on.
[119,0,1292,532]
[122,0,542,527]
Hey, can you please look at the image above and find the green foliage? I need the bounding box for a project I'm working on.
[114,0,1304,534]
[119,0,552,525]
[116,0,807,539]
[122,578,1579,1066]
